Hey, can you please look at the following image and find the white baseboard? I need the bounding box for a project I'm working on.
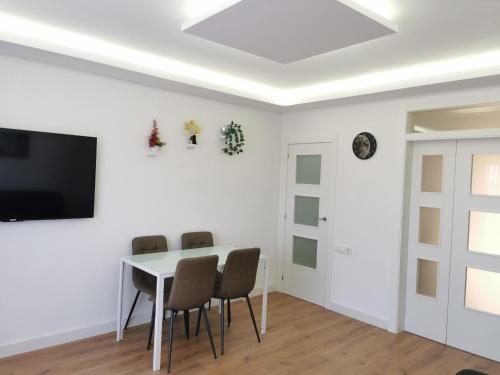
[0,311,151,359]
[326,301,388,331]
[0,282,278,359]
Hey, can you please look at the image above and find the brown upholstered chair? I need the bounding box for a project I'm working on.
[181,231,214,311]
[151,255,219,373]
[196,248,261,355]
[181,231,214,250]
[124,235,168,331]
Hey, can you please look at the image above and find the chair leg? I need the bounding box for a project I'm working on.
[209,299,211,309]
[183,310,190,339]
[167,310,176,374]
[202,305,217,359]
[227,299,231,327]
[124,290,140,331]
[195,307,202,336]
[220,299,225,355]
[245,296,261,343]
[147,303,155,351]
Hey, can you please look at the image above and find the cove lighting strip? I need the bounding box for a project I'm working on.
[1,12,500,106]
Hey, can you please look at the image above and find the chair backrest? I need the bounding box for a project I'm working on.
[132,236,168,255]
[181,231,214,250]
[131,235,168,289]
[218,248,260,299]
[167,255,219,311]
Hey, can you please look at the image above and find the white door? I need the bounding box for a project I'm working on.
[283,142,335,306]
[405,140,456,343]
[447,139,500,362]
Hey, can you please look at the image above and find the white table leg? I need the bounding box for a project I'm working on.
[261,258,269,334]
[153,275,164,371]
[116,260,124,341]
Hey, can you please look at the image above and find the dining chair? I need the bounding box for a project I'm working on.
[124,235,168,331]
[195,248,261,355]
[181,231,214,312]
[181,231,214,249]
[154,255,219,373]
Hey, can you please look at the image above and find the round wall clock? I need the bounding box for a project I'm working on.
[352,132,377,160]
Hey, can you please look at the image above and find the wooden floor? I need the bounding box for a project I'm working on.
[1,292,499,375]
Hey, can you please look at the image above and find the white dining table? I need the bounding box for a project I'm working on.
[116,245,269,371]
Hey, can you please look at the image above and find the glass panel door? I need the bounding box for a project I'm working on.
[447,139,500,362]
[283,142,335,306]
[405,141,456,343]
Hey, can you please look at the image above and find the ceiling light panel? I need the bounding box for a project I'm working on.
[182,0,398,64]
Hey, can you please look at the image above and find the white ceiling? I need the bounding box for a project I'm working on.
[0,0,500,107]
[182,0,397,63]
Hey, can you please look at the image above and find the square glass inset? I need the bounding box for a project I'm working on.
[296,155,321,185]
[416,258,438,298]
[471,154,500,196]
[468,211,500,256]
[419,207,441,246]
[294,196,320,227]
[421,155,443,193]
[292,236,317,269]
[465,267,500,316]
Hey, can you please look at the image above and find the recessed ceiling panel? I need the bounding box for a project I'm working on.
[182,0,397,63]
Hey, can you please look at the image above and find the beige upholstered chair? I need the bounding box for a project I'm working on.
[151,255,219,373]
[124,235,168,331]
[181,231,214,250]
[196,248,261,355]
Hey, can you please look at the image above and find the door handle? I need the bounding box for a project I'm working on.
[318,217,327,222]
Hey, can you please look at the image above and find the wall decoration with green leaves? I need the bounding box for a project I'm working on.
[221,121,245,156]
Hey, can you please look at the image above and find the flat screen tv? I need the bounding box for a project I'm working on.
[0,128,97,222]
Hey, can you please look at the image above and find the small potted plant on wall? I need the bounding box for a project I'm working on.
[221,121,245,156]
[148,119,166,155]
[184,120,201,148]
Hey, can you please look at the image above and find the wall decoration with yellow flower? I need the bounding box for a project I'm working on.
[184,120,201,148]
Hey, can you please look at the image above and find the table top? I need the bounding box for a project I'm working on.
[122,245,267,277]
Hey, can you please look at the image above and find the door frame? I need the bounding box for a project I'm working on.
[278,136,338,309]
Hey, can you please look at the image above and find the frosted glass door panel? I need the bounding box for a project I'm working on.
[468,211,500,256]
[421,155,443,193]
[465,268,500,317]
[417,258,438,298]
[292,236,317,269]
[294,196,319,227]
[419,207,441,246]
[296,155,321,185]
[471,154,500,196]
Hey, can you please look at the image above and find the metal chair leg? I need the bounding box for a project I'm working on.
[184,310,190,339]
[202,306,217,359]
[167,310,176,373]
[124,290,140,331]
[245,296,261,343]
[147,303,155,351]
[227,299,231,327]
[195,307,202,336]
[220,299,225,355]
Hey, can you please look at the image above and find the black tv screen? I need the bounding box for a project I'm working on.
[0,128,97,222]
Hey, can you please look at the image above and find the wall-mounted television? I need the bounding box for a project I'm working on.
[0,128,97,222]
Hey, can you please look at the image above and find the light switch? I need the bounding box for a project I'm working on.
[335,245,352,255]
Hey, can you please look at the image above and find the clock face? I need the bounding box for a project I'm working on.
[352,132,377,160]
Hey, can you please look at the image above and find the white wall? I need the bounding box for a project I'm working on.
[0,55,281,356]
[280,84,500,332]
